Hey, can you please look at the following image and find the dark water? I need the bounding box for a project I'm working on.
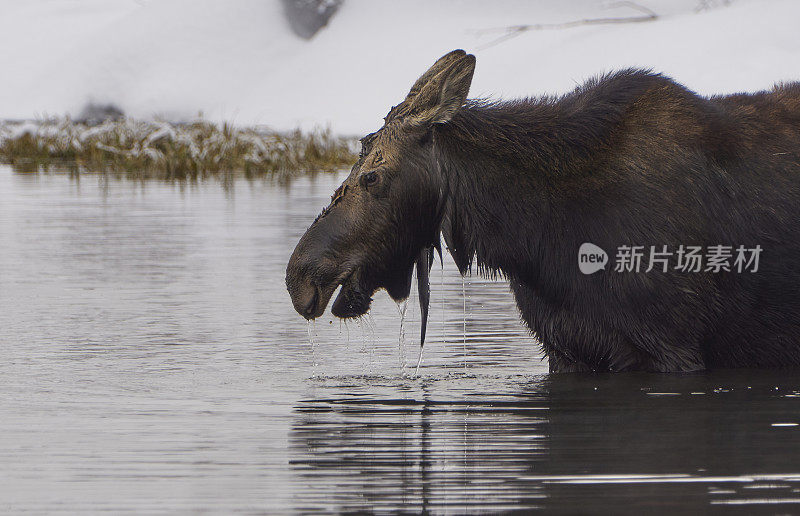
[0,167,798,514]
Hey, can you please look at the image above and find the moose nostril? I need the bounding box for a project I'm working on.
[303,288,319,317]
[286,263,323,319]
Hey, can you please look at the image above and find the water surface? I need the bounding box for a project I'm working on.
[0,167,798,513]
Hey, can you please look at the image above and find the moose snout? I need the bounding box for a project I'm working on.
[287,247,335,320]
[286,198,351,320]
[285,260,321,319]
[291,280,319,319]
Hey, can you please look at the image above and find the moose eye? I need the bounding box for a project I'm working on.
[362,171,379,187]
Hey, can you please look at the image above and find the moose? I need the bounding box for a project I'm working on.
[286,49,800,372]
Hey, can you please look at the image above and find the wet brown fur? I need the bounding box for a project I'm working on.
[287,50,800,372]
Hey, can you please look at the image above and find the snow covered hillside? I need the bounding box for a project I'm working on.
[1,0,798,135]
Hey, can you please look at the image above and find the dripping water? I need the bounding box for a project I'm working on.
[396,300,408,373]
[354,316,365,352]
[462,276,468,370]
[354,315,377,375]
[440,257,445,349]
[306,319,318,375]
[354,317,365,352]
[338,318,351,353]
[411,265,424,377]
[365,313,376,367]
[414,344,424,377]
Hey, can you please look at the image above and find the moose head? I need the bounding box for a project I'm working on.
[285,50,476,345]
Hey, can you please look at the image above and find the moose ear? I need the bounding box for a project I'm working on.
[405,49,467,100]
[407,53,476,126]
[384,50,475,124]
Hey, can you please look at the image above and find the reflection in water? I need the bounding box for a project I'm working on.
[0,167,799,512]
[292,376,548,513]
[291,372,800,513]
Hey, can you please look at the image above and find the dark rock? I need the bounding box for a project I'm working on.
[76,102,125,125]
[281,0,343,40]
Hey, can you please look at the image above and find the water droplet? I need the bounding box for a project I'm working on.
[414,346,423,377]
[440,256,446,349]
[462,275,467,370]
[307,319,318,375]
[365,313,376,366]
[396,300,408,372]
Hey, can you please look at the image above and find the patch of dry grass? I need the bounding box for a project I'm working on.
[0,118,357,179]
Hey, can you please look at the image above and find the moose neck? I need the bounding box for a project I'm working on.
[433,97,617,288]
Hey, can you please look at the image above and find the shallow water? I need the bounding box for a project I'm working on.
[0,167,798,513]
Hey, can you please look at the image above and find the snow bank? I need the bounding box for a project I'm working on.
[1,0,798,134]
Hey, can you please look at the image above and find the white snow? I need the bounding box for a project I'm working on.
[1,0,798,135]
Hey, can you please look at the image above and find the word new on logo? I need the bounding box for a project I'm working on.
[578,243,609,274]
